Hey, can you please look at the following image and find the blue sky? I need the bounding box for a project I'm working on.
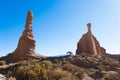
[0,0,120,56]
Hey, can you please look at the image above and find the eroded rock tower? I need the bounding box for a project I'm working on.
[76,23,106,56]
[7,11,38,60]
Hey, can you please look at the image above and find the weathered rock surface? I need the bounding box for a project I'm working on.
[76,23,106,56]
[0,11,46,62]
[0,11,45,62]
[12,10,36,58]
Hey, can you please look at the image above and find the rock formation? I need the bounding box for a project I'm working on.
[76,23,106,56]
[0,11,45,62]
[7,11,38,60]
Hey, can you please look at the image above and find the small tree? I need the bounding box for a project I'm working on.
[67,51,73,57]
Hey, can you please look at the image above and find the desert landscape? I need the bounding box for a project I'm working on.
[0,0,120,80]
[0,11,120,80]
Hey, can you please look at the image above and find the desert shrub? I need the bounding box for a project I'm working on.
[7,60,78,80]
[9,61,48,80]
[104,71,120,80]
[7,77,16,80]
[63,62,76,72]
[63,62,85,73]
[117,68,120,75]
[38,67,47,80]
[105,77,120,80]
[49,68,75,80]
[53,59,62,68]
[82,73,94,80]
[0,60,6,65]
[41,60,53,69]
[12,66,35,80]
[52,69,67,79]
[16,69,37,80]
[63,62,85,79]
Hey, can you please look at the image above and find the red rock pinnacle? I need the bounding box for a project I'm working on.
[22,11,34,38]
[76,23,106,56]
[12,10,36,59]
[87,23,91,33]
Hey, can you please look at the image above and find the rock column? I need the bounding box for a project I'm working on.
[76,23,106,56]
[12,11,36,58]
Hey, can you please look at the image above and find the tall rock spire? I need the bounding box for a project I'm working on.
[76,23,106,56]
[87,23,91,33]
[0,11,44,62]
[22,10,34,38]
[12,10,36,59]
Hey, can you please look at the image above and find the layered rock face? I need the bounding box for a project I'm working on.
[76,23,106,56]
[12,11,36,58]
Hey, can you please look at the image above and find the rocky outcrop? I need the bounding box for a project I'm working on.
[76,23,106,56]
[12,10,36,58]
[7,11,40,60]
[0,11,45,62]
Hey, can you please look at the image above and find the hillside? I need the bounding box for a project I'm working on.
[0,53,120,80]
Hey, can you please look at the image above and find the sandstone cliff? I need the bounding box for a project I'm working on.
[76,23,106,56]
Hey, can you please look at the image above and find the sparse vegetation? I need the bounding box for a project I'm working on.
[7,60,76,80]
[0,54,120,80]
